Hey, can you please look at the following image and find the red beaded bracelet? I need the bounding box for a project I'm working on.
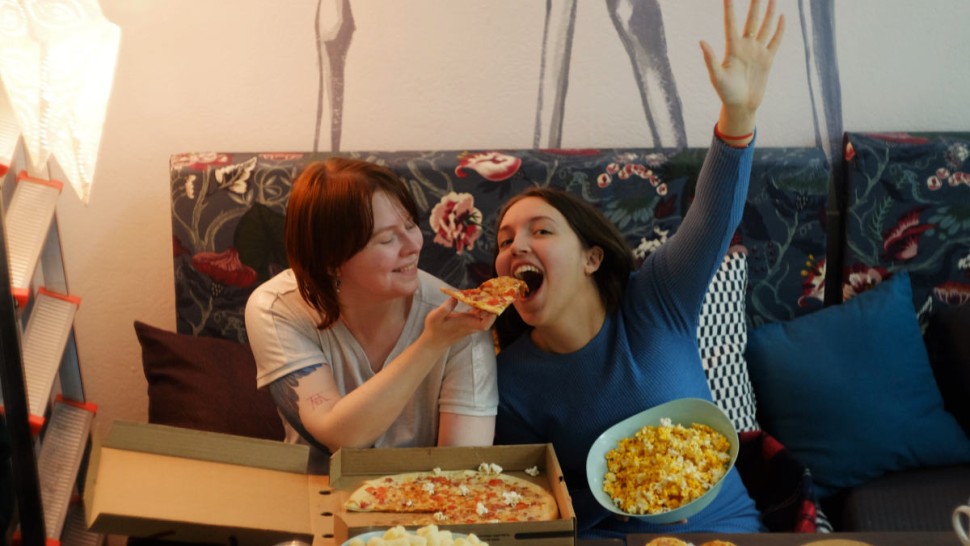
[714,123,754,141]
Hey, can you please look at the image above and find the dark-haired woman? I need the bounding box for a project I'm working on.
[246,158,497,471]
[493,0,784,537]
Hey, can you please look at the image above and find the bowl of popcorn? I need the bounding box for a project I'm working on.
[585,398,739,524]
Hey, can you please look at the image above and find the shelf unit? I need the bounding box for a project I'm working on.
[0,150,103,546]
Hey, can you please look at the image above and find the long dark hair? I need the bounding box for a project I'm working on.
[493,187,635,348]
[286,157,419,329]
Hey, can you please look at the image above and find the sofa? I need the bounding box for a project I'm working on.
[139,132,970,535]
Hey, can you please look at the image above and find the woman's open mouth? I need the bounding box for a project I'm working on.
[514,265,544,298]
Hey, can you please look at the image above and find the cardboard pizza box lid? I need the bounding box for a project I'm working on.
[328,444,577,546]
[83,423,576,546]
[83,421,326,545]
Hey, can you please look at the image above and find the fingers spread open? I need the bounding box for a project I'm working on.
[743,0,763,37]
[699,40,721,84]
[767,13,786,53]
[755,0,775,40]
[723,0,737,43]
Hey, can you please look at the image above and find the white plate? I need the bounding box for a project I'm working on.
[342,530,470,546]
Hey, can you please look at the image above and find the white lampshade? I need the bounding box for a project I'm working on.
[0,0,120,203]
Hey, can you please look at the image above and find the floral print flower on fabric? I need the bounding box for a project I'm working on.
[798,255,826,308]
[842,264,889,301]
[192,248,258,288]
[595,153,667,195]
[882,207,935,261]
[170,152,232,172]
[455,152,521,181]
[430,192,483,254]
[933,281,970,305]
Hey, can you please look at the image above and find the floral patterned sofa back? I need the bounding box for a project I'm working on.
[840,132,970,314]
[170,146,832,343]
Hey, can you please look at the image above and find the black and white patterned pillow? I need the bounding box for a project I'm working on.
[697,252,759,432]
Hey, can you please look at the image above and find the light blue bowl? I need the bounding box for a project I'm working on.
[585,398,739,524]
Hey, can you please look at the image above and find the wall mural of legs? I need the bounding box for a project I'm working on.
[314,0,355,153]
[313,2,842,163]
[606,0,686,150]
[533,0,578,149]
[798,0,843,163]
[533,0,685,149]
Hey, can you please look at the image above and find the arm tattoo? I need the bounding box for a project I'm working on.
[267,364,330,453]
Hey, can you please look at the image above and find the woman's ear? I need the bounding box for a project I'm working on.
[584,246,604,275]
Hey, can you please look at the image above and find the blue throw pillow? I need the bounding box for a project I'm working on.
[744,271,970,498]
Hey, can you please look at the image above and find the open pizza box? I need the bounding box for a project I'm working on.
[83,421,326,545]
[328,444,576,546]
[83,421,576,546]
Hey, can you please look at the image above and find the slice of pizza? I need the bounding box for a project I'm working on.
[440,276,527,315]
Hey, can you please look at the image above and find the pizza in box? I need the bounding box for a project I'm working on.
[344,463,558,524]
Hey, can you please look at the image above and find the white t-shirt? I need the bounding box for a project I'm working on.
[245,269,498,462]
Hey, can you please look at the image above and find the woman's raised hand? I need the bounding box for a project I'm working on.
[700,0,785,139]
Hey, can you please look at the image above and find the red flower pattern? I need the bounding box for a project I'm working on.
[865,132,930,145]
[170,152,232,171]
[192,248,257,288]
[455,152,522,181]
[798,255,826,307]
[842,264,889,300]
[259,152,304,161]
[596,159,665,194]
[933,281,970,305]
[882,208,934,261]
[429,192,483,254]
[539,149,601,156]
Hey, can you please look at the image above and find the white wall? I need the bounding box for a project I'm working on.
[53,0,968,448]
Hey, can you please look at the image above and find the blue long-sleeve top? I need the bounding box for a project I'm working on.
[495,136,762,538]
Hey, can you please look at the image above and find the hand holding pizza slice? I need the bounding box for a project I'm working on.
[440,276,528,315]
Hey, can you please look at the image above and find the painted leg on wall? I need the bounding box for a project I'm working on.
[606,0,686,149]
[315,0,355,153]
[533,0,577,149]
[799,0,842,163]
